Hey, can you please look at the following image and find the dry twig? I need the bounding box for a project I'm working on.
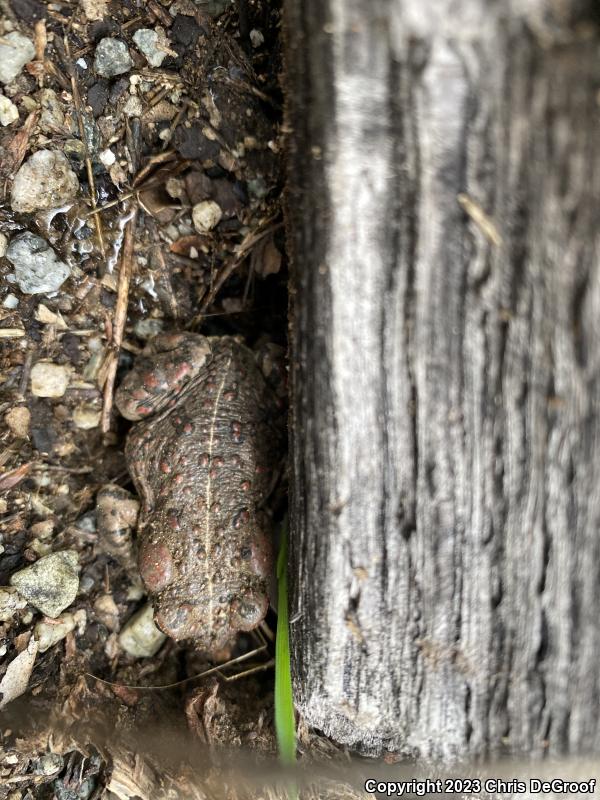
[100,208,139,433]
[199,216,283,313]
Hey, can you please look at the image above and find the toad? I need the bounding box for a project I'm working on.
[112,332,283,650]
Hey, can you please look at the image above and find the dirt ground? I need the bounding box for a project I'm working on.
[0,0,334,795]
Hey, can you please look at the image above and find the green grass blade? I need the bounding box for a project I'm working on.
[275,521,296,767]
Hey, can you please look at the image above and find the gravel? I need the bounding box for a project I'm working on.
[36,609,85,651]
[0,587,27,622]
[38,88,65,132]
[118,602,167,658]
[30,361,71,398]
[133,28,167,67]
[35,753,64,776]
[10,551,80,618]
[192,200,223,233]
[0,95,19,126]
[11,150,79,213]
[34,612,77,652]
[6,232,71,294]
[123,95,143,117]
[5,406,30,437]
[2,294,19,309]
[72,404,101,429]
[0,32,35,85]
[94,38,133,78]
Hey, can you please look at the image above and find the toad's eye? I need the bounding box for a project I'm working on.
[230,591,268,631]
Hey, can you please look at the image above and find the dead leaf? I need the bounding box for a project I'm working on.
[137,185,178,224]
[0,636,39,710]
[169,234,208,256]
[0,463,32,491]
[1,111,39,188]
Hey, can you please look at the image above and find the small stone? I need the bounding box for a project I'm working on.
[63,139,86,161]
[123,95,143,117]
[38,88,65,133]
[81,0,107,21]
[11,150,79,213]
[249,29,264,48]
[5,406,30,437]
[72,404,101,429]
[134,318,164,339]
[6,233,71,294]
[133,28,167,68]
[93,593,120,631]
[192,200,222,233]
[29,538,53,557]
[35,752,63,775]
[0,587,27,622]
[0,95,18,126]
[99,148,115,167]
[0,32,35,85]
[88,82,108,117]
[10,551,79,618]
[118,602,167,658]
[247,177,268,199]
[165,177,185,199]
[0,232,8,258]
[30,519,54,539]
[34,303,67,327]
[94,38,133,78]
[34,612,76,652]
[3,294,19,309]
[30,361,71,398]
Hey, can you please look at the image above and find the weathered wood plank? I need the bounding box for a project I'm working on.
[284,0,600,757]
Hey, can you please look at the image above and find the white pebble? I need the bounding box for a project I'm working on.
[72,405,101,429]
[0,232,8,258]
[123,95,143,117]
[0,95,18,126]
[0,587,27,622]
[99,148,116,166]
[11,150,79,213]
[192,200,223,233]
[118,602,167,658]
[2,293,18,309]
[6,232,71,294]
[30,361,71,398]
[0,32,35,85]
[35,612,76,652]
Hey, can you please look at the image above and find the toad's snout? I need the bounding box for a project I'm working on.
[153,589,269,647]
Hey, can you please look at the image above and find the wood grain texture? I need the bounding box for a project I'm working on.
[284,0,600,758]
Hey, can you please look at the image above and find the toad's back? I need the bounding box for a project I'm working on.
[118,335,280,648]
